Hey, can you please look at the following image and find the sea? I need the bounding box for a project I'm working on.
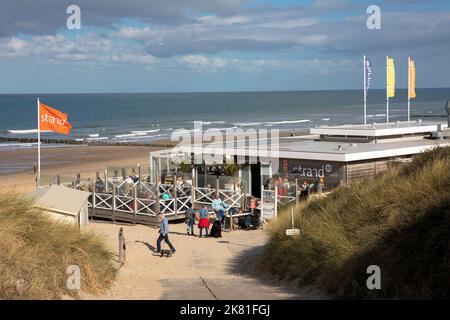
[0,88,449,150]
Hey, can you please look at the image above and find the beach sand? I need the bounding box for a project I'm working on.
[0,145,159,192]
[80,221,322,300]
[0,129,309,192]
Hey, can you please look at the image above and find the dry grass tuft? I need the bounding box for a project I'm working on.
[0,192,117,299]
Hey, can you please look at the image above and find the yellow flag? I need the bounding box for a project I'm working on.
[409,59,416,99]
[387,57,395,98]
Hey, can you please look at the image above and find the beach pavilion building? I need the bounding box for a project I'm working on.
[149,120,450,206]
[78,119,450,225]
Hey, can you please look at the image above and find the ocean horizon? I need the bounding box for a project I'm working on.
[1,88,449,149]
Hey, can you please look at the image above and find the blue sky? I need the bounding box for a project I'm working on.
[1,0,450,93]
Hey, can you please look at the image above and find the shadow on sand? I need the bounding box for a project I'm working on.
[225,240,327,300]
[135,240,157,253]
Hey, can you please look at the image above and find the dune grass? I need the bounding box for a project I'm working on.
[257,146,450,299]
[0,192,117,299]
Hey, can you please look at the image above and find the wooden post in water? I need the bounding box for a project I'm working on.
[121,168,126,180]
[137,163,141,182]
[56,175,61,185]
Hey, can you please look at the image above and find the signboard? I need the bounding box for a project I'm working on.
[261,189,277,220]
[261,203,276,220]
[286,229,300,236]
[283,158,342,188]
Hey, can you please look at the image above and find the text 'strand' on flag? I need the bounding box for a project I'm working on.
[39,102,72,135]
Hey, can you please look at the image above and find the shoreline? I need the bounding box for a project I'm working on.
[0,129,309,192]
[0,128,309,147]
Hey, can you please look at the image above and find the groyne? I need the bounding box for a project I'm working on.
[0,136,176,148]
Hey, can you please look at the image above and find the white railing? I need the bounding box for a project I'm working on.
[135,198,157,215]
[194,187,216,204]
[219,189,244,208]
[176,196,191,213]
[94,193,114,210]
[160,198,175,215]
[115,195,134,213]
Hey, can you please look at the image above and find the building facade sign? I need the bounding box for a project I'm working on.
[282,159,342,187]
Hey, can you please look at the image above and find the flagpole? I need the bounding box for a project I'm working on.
[386,56,389,123]
[408,56,411,122]
[37,97,40,189]
[363,55,367,125]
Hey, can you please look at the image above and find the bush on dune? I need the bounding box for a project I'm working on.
[0,192,117,299]
[257,147,450,299]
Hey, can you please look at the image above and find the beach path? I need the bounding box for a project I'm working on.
[81,221,314,300]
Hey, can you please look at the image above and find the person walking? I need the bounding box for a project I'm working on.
[156,213,176,254]
[198,205,210,238]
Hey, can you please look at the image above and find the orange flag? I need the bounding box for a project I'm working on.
[39,102,72,135]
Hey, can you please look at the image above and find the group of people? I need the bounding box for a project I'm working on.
[155,195,226,255]
[264,176,325,199]
[155,194,263,256]
[185,194,228,237]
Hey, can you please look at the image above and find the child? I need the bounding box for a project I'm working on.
[197,205,210,238]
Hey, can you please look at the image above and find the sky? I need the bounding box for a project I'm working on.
[1,0,450,93]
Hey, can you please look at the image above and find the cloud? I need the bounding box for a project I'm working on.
[0,34,157,66]
[1,0,450,91]
[115,11,326,57]
[0,0,250,37]
[174,54,356,75]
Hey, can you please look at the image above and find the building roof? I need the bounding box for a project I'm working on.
[150,121,450,163]
[27,185,90,216]
[276,138,450,162]
[310,121,447,137]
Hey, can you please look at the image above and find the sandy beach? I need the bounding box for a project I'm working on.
[80,221,322,300]
[0,145,159,192]
[0,129,307,192]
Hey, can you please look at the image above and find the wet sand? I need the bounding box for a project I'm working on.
[0,129,309,193]
[0,145,160,192]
